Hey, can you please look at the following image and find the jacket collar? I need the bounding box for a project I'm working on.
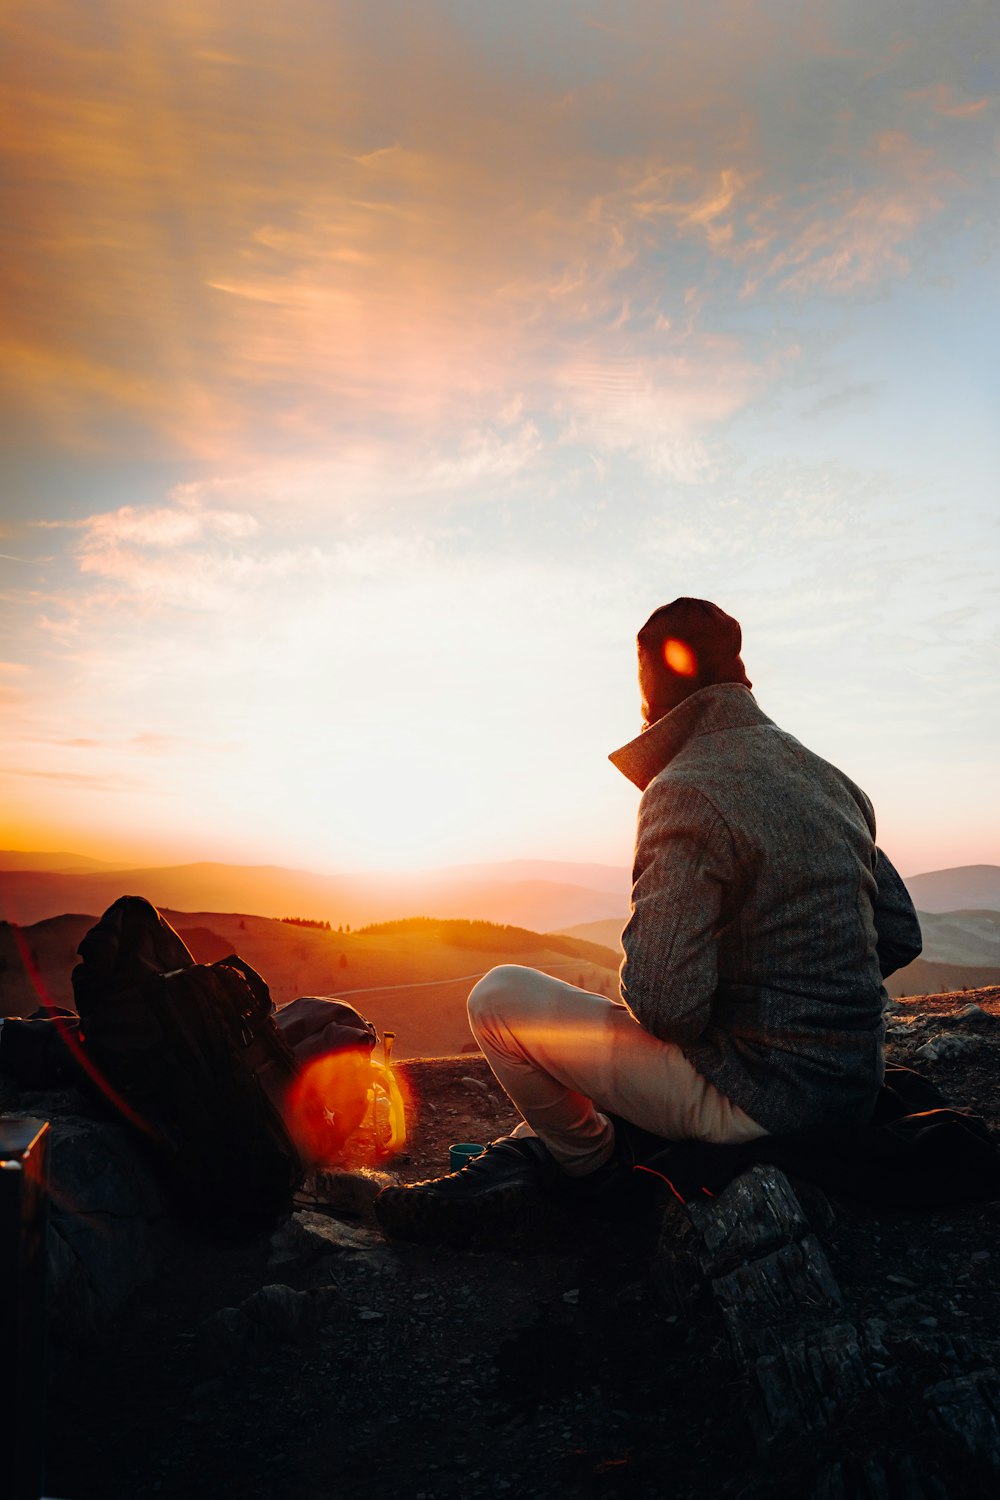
[608,684,772,791]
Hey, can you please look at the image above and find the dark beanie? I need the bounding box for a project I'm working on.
[638,597,751,692]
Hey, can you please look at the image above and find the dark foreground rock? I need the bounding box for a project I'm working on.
[1,1084,176,1354]
[4,987,1000,1498]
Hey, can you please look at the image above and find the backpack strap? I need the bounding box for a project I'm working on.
[213,954,272,1015]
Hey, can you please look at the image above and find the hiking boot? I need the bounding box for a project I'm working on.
[373,1135,558,1245]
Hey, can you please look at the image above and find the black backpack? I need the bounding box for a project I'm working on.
[70,896,305,1228]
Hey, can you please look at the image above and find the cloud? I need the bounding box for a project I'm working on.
[757,132,953,296]
[76,500,256,553]
[5,1,991,474]
[553,339,776,479]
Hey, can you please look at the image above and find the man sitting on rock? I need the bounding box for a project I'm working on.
[375,598,922,1241]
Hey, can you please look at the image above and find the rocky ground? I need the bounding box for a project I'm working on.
[29,985,1000,1498]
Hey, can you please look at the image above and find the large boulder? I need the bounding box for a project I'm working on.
[2,1086,176,1350]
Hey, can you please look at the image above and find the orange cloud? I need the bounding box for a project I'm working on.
[0,0,993,475]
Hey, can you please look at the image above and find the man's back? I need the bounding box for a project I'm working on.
[612,683,919,1133]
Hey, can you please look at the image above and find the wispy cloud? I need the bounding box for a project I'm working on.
[3,1,992,473]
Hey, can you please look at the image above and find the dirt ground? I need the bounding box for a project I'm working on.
[44,989,1000,1499]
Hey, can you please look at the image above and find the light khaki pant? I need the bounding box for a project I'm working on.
[468,965,766,1177]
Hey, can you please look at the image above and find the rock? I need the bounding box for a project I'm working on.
[751,1321,874,1452]
[460,1076,489,1094]
[687,1165,813,1277]
[296,1166,390,1215]
[193,1283,343,1373]
[269,1209,383,1264]
[924,1368,1000,1469]
[914,1033,982,1063]
[808,1450,952,1498]
[942,1004,991,1025]
[3,1108,177,1350]
[712,1235,844,1363]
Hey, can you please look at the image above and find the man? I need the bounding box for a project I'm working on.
[375,598,922,1241]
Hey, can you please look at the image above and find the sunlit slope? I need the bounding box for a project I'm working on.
[169,913,621,1057]
[0,911,621,1058]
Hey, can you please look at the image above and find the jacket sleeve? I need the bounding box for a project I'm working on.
[872,848,922,978]
[619,776,735,1047]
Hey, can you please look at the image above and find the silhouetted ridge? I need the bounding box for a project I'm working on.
[354,916,619,967]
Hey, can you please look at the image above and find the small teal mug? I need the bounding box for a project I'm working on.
[449,1141,485,1172]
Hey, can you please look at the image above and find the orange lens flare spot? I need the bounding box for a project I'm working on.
[663,637,697,676]
[285,1050,373,1163]
[283,1050,410,1166]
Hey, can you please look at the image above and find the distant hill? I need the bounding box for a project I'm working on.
[903,865,1000,913]
[0,910,620,1058]
[5,850,1000,931]
[885,958,1000,999]
[0,859,631,932]
[913,910,1000,967]
[0,850,122,874]
[559,918,626,952]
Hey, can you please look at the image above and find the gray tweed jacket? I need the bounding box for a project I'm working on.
[608,684,922,1134]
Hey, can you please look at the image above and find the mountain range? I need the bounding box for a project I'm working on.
[2,851,998,931]
[0,851,632,931]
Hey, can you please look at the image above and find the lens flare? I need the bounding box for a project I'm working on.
[283,1048,409,1166]
[663,637,696,676]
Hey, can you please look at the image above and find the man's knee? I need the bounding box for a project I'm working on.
[470,966,554,1038]
[467,964,528,1031]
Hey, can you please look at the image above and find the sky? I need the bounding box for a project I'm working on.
[1,0,997,877]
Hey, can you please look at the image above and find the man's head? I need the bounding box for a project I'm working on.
[637,597,751,727]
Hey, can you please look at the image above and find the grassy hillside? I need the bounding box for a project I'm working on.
[885,957,1000,999]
